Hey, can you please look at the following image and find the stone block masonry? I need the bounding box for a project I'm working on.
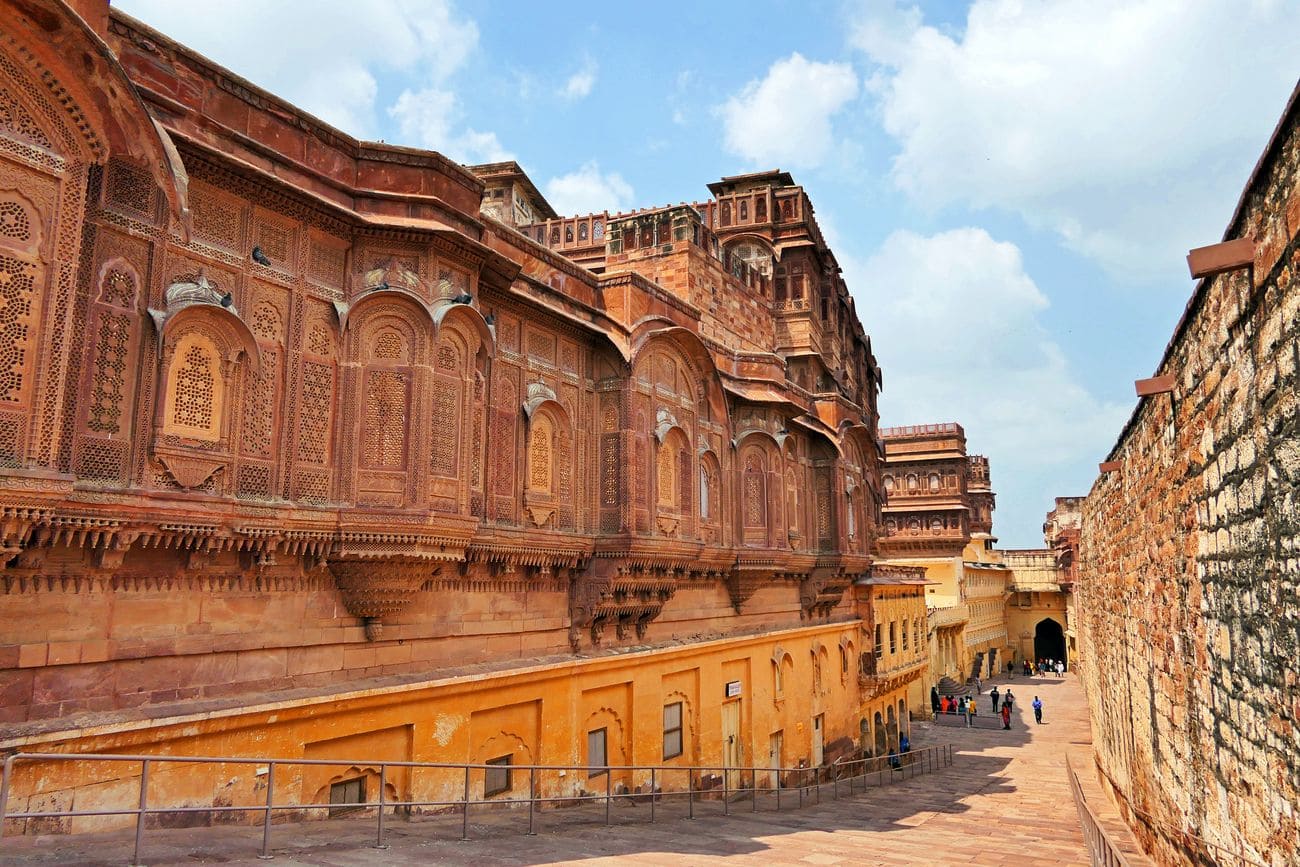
[1078,84,1300,866]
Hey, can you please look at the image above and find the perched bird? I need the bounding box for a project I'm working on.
[484,313,496,326]
[220,292,234,308]
[377,281,390,292]
[251,246,271,267]
[452,293,473,304]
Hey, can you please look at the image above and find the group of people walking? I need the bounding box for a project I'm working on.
[1019,658,1065,676]
[930,683,1045,728]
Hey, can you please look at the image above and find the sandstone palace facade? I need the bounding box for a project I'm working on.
[0,1,932,822]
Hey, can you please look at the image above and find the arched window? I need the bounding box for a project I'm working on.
[699,465,710,519]
[846,491,857,540]
[721,202,732,226]
[564,225,573,243]
[164,333,223,441]
[578,222,589,241]
[906,474,918,491]
[739,200,748,221]
[593,219,604,240]
[929,473,940,491]
[883,475,894,491]
[755,197,767,221]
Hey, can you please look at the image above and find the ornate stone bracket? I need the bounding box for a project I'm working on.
[800,566,850,620]
[569,559,678,651]
[327,557,437,641]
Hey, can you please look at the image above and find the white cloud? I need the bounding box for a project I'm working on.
[845,227,1129,544]
[560,60,598,100]
[719,53,859,169]
[117,0,508,160]
[544,162,635,216]
[848,0,1299,280]
[388,87,514,163]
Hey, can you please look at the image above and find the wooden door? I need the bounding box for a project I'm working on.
[721,700,742,789]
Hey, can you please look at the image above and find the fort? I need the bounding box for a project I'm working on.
[0,2,1296,865]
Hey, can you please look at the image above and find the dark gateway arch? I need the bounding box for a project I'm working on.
[1034,617,1066,665]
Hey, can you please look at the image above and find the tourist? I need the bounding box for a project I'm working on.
[888,747,901,770]
[900,733,911,755]
[1001,703,1012,730]
[1023,660,1031,677]
[1003,690,1014,712]
[990,686,1000,712]
[1032,696,1043,724]
[940,696,949,715]
[1057,659,1065,675]
[974,675,982,694]
[931,685,940,719]
[1007,660,1015,678]
[965,697,975,726]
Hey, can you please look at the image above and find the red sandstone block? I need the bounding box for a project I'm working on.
[374,643,412,667]
[0,669,33,715]
[45,641,82,666]
[79,640,110,664]
[287,645,344,676]
[234,649,288,683]
[0,644,19,668]
[32,663,113,704]
[1135,375,1176,397]
[342,646,379,670]
[1187,238,1255,279]
[17,643,47,668]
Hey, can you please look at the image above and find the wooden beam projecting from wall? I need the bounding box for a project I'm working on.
[1098,460,1122,473]
[1186,238,1256,279]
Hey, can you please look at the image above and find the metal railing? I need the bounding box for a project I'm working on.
[1,744,953,864]
[1066,754,1139,867]
[1088,763,1269,867]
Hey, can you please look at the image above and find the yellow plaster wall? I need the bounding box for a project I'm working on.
[5,622,869,832]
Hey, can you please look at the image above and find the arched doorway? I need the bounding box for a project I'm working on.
[1034,618,1066,665]
[873,711,885,756]
[886,706,898,752]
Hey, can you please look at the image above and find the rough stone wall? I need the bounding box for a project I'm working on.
[1078,91,1300,866]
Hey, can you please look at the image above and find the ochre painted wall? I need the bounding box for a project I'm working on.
[5,621,866,834]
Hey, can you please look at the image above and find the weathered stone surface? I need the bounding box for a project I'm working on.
[1079,84,1300,867]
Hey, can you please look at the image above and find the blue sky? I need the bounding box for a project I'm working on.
[116,0,1300,547]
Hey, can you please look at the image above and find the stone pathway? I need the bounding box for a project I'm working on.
[3,673,1093,865]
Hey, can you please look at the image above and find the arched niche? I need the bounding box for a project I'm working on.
[149,297,259,491]
[521,381,574,530]
[735,431,780,548]
[342,293,432,508]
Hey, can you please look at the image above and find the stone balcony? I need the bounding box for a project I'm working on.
[858,652,928,694]
[929,604,970,628]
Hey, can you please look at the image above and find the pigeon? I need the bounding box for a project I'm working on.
[484,313,496,326]
[251,246,271,267]
[452,293,473,304]
[220,292,234,308]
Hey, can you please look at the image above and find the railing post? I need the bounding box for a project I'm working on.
[0,755,15,837]
[750,769,757,812]
[604,769,611,825]
[258,761,275,860]
[131,759,150,867]
[373,764,388,850]
[798,777,804,809]
[461,765,471,841]
[832,762,839,800]
[775,772,781,811]
[649,768,656,823]
[528,767,536,836]
[723,766,729,816]
[687,770,694,820]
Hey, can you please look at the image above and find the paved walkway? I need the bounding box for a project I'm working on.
[3,673,1092,866]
